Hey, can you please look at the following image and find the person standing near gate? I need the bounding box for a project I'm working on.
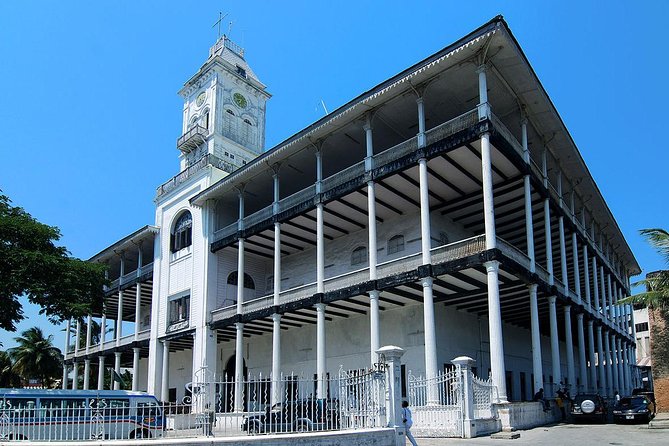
[402,400,418,446]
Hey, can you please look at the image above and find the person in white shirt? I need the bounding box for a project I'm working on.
[402,400,418,446]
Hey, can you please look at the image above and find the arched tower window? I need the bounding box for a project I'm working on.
[227,272,255,289]
[387,234,405,255]
[351,246,367,266]
[171,211,193,253]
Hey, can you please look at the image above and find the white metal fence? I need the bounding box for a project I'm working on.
[408,365,498,438]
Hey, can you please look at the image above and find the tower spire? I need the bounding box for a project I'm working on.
[212,12,228,39]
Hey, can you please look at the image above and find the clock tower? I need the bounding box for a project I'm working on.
[176,35,271,171]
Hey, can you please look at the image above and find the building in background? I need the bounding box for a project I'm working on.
[61,17,641,408]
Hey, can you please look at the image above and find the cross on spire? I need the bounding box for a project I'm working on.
[212,12,228,39]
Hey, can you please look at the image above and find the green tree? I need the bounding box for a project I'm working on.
[0,346,21,388]
[621,229,669,309]
[9,327,63,388]
[0,193,108,331]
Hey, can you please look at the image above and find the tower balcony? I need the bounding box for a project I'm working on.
[177,125,208,153]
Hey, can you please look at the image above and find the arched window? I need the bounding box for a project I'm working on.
[351,246,367,266]
[387,234,405,255]
[171,211,192,252]
[189,116,198,129]
[227,272,256,289]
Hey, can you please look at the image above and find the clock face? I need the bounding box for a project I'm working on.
[233,92,248,109]
[196,92,206,107]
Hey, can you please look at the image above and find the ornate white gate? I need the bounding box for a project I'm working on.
[408,369,463,437]
[338,364,387,429]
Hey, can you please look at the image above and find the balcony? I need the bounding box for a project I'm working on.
[105,262,154,292]
[177,125,208,153]
[211,235,487,323]
[156,154,235,199]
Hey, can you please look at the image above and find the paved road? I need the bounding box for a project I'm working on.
[409,422,669,446]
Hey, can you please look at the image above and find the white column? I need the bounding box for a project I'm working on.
[369,290,380,366]
[477,64,490,120]
[132,347,140,391]
[364,116,374,170]
[100,313,107,350]
[85,314,92,354]
[418,158,432,264]
[83,359,91,390]
[316,303,327,399]
[71,362,78,390]
[271,222,282,404]
[98,356,105,390]
[623,343,632,394]
[529,284,543,393]
[75,319,81,355]
[603,332,613,397]
[161,341,170,402]
[596,326,606,394]
[236,239,245,314]
[548,296,561,394]
[114,352,122,390]
[367,181,380,365]
[583,246,591,308]
[62,363,68,390]
[421,277,438,401]
[592,257,600,312]
[234,323,244,411]
[418,156,438,392]
[481,134,496,250]
[316,203,325,293]
[65,318,72,357]
[616,337,624,394]
[486,261,507,402]
[600,266,607,318]
[559,216,569,291]
[522,117,535,271]
[577,313,587,393]
[607,275,615,322]
[417,97,426,147]
[564,306,576,389]
[271,314,281,405]
[135,283,142,340]
[572,233,581,303]
[587,320,597,392]
[542,151,553,284]
[116,290,124,345]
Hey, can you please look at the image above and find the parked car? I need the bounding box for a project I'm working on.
[241,399,340,434]
[613,396,654,423]
[631,389,657,415]
[570,394,607,423]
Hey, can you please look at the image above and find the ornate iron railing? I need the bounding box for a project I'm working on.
[156,154,235,199]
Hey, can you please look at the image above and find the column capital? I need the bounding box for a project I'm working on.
[484,260,500,273]
[272,313,281,323]
[548,295,557,305]
[476,63,488,74]
[577,312,585,321]
[421,277,434,288]
[235,322,245,330]
[564,304,572,313]
[528,283,538,293]
[369,290,380,300]
[315,303,326,312]
[415,96,424,105]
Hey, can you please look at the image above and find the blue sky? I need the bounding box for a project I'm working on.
[1,0,666,349]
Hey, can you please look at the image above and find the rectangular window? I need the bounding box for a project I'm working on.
[169,294,190,326]
[636,322,649,332]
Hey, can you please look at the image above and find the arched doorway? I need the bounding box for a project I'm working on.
[221,272,256,308]
[220,354,247,412]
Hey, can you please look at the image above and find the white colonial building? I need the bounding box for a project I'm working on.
[63,17,641,409]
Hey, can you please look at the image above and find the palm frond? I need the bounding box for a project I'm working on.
[640,228,669,265]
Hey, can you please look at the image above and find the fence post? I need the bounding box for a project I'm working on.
[377,345,405,446]
[452,356,476,438]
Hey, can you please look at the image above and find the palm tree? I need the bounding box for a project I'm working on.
[620,229,669,308]
[620,228,669,413]
[9,327,63,388]
[0,347,21,388]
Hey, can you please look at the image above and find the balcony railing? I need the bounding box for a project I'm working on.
[157,153,235,198]
[321,161,365,194]
[177,125,208,153]
[106,263,154,291]
[211,235,490,323]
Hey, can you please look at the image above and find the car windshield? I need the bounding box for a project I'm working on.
[619,397,647,408]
